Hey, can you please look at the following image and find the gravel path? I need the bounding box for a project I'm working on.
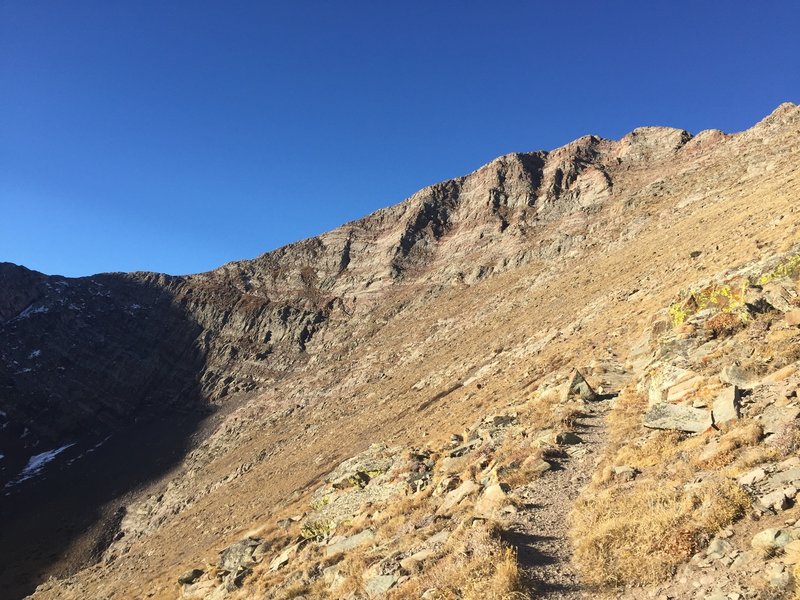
[505,399,613,599]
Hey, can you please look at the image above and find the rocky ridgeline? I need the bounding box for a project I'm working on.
[0,108,752,482]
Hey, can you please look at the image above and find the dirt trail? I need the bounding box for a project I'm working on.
[505,394,616,598]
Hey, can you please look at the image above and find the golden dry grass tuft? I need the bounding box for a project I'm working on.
[387,525,529,600]
[570,477,750,586]
[571,388,754,587]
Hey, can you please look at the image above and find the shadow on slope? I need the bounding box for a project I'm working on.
[0,270,212,599]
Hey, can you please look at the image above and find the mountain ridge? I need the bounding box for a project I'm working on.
[1,102,799,599]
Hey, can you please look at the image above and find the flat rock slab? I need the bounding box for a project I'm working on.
[325,529,375,557]
[364,574,398,598]
[643,403,712,433]
[762,405,800,435]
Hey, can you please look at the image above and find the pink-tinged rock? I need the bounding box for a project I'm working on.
[666,375,707,404]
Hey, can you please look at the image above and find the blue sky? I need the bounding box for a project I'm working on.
[1,2,798,277]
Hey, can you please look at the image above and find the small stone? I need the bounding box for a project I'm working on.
[177,568,204,585]
[738,467,766,486]
[555,431,583,445]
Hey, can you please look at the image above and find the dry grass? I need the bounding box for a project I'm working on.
[571,387,753,587]
[570,476,750,586]
[694,421,763,469]
[705,311,745,338]
[387,525,529,600]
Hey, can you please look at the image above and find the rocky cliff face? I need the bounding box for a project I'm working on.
[0,118,695,478]
[2,103,799,600]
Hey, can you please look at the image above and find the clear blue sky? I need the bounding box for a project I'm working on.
[2,2,798,277]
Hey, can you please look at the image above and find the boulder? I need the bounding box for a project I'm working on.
[555,431,583,445]
[786,310,800,326]
[364,574,398,598]
[218,537,264,574]
[437,480,480,514]
[474,483,511,517]
[706,538,733,559]
[738,467,767,486]
[269,542,300,572]
[712,386,740,425]
[521,455,552,475]
[177,568,204,585]
[769,467,800,486]
[666,375,706,404]
[325,529,375,557]
[762,406,800,435]
[449,438,481,457]
[759,489,793,511]
[781,539,800,564]
[763,279,797,312]
[720,365,758,389]
[762,364,798,384]
[751,528,793,554]
[648,364,695,405]
[612,465,637,482]
[643,403,712,433]
[563,369,597,402]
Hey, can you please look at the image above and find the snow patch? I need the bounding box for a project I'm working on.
[4,443,75,488]
[28,349,41,359]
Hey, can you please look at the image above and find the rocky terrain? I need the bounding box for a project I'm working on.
[1,103,799,599]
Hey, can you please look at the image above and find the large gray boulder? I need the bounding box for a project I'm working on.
[643,403,712,433]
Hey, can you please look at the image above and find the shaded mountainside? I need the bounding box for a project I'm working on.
[0,103,798,599]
